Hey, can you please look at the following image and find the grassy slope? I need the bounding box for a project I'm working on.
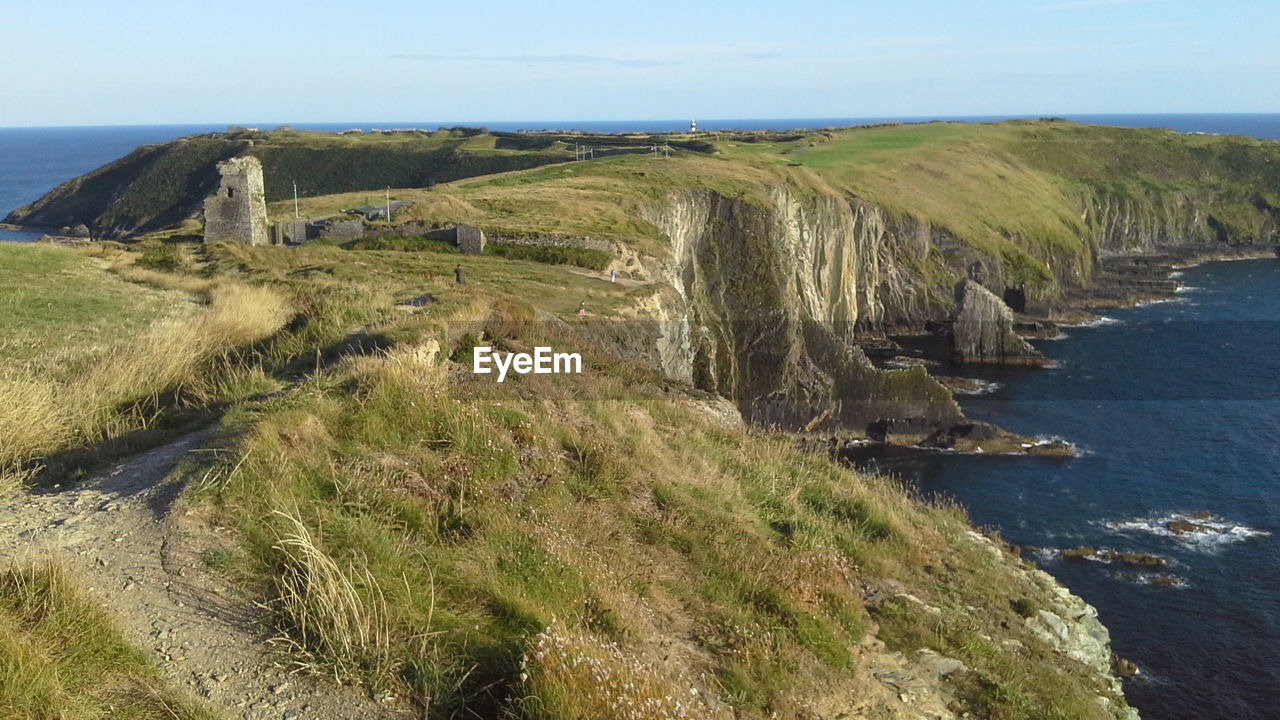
[4,129,574,236]
[0,239,1132,718]
[179,244,1123,719]
[0,244,191,371]
[0,243,292,493]
[11,120,1251,716]
[0,560,220,720]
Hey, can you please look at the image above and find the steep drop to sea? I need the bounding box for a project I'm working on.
[845,258,1280,720]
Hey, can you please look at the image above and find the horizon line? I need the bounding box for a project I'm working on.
[3,111,1280,131]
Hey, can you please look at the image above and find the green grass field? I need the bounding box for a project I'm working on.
[0,244,192,374]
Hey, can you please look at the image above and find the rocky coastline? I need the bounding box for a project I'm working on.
[832,245,1276,459]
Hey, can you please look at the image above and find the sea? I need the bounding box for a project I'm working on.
[848,257,1280,720]
[2,114,1279,719]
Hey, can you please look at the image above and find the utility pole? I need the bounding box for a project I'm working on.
[385,187,391,223]
[293,180,299,219]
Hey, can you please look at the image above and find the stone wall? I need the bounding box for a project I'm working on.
[422,223,486,254]
[203,156,268,245]
[456,224,485,254]
[315,218,366,241]
[487,231,613,253]
[269,219,314,245]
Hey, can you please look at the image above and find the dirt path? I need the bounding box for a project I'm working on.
[0,431,410,720]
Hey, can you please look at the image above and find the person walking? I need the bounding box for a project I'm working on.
[609,269,617,283]
[454,264,465,284]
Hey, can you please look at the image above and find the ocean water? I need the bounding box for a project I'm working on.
[847,259,1280,719]
[3,113,1279,241]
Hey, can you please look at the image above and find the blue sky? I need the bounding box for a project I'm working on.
[1,0,1276,126]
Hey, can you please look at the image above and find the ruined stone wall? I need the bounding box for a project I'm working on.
[203,156,268,245]
[455,224,485,254]
[421,223,486,254]
[487,231,613,252]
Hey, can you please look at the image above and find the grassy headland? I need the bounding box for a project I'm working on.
[8,119,1260,718]
[1,238,1135,718]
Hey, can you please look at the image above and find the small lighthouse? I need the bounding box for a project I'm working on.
[690,119,697,134]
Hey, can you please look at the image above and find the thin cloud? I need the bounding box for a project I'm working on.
[1044,0,1164,9]
[390,53,666,68]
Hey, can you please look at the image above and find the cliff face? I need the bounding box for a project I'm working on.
[638,174,1276,428]
[10,122,1278,433]
[950,280,1049,365]
[644,188,962,433]
[1078,187,1280,258]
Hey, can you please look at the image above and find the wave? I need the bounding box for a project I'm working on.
[1168,271,1185,279]
[1174,285,1202,294]
[1107,570,1189,589]
[1019,435,1086,457]
[1133,297,1187,307]
[1100,512,1271,553]
[1068,316,1121,328]
[950,379,1002,396]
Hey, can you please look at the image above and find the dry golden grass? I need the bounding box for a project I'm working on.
[268,509,394,683]
[0,279,291,494]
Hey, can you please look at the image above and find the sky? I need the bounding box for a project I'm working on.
[0,0,1276,126]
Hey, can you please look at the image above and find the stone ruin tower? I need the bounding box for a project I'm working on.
[203,156,268,245]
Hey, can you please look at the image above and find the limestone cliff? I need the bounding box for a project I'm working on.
[1078,186,1280,258]
[642,187,962,433]
[949,280,1049,365]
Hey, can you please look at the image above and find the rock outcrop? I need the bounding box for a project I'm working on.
[643,188,963,433]
[949,280,1049,365]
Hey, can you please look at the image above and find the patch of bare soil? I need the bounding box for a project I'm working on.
[0,431,411,720]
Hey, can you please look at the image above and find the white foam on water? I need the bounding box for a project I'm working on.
[1174,285,1202,294]
[1133,297,1186,307]
[1032,547,1061,562]
[1070,316,1121,328]
[1019,435,1085,457]
[1168,271,1185,279]
[1107,570,1189,589]
[950,380,1002,396]
[1100,512,1271,553]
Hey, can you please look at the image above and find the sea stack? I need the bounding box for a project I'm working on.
[949,279,1049,365]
